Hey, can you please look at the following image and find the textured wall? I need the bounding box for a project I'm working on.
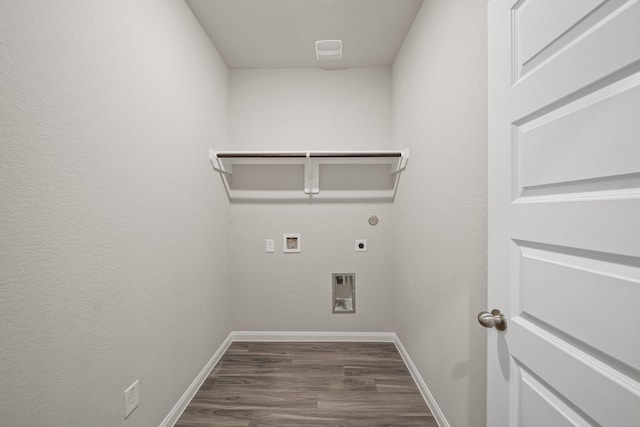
[1,1,490,425]
[0,1,231,426]
[392,1,488,426]
[228,68,396,332]
[230,68,392,150]
[229,202,395,332]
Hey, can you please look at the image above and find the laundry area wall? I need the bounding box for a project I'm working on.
[223,7,488,421]
[228,67,396,331]
[392,1,488,425]
[0,1,487,426]
[0,1,232,426]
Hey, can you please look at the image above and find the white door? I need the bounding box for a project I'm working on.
[487,0,640,426]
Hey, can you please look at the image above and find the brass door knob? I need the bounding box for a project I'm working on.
[477,309,507,331]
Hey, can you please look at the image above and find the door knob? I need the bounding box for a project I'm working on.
[477,309,507,331]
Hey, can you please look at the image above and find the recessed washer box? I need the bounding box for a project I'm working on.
[332,273,355,314]
[283,233,301,253]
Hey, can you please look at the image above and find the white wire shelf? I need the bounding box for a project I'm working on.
[209,149,409,202]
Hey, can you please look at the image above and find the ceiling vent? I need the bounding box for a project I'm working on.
[315,40,343,61]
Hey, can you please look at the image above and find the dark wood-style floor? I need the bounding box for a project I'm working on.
[176,341,437,426]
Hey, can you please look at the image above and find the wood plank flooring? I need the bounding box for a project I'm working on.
[176,341,436,426]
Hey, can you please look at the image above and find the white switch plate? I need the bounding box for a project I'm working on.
[266,239,274,253]
[124,379,140,419]
[355,240,367,252]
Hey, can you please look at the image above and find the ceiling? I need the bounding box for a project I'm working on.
[185,0,424,69]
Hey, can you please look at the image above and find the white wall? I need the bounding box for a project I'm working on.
[0,1,230,426]
[228,68,396,332]
[392,1,488,426]
[230,68,392,150]
[1,1,490,424]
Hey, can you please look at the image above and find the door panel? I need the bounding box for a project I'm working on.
[517,362,594,427]
[510,319,640,426]
[517,76,640,193]
[517,241,640,372]
[511,0,640,119]
[488,0,640,425]
[514,0,607,79]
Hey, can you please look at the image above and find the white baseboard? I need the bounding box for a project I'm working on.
[158,333,233,427]
[393,336,450,427]
[161,331,449,427]
[229,330,396,342]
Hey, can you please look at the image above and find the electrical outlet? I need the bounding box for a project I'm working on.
[355,240,367,252]
[124,379,139,419]
[266,239,274,253]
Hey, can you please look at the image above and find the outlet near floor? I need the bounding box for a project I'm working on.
[124,379,140,419]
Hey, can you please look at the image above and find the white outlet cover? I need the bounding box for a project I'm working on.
[355,240,367,252]
[124,379,140,419]
[266,239,274,253]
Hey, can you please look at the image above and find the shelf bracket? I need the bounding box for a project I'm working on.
[303,152,320,194]
[391,149,409,175]
[209,150,232,175]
